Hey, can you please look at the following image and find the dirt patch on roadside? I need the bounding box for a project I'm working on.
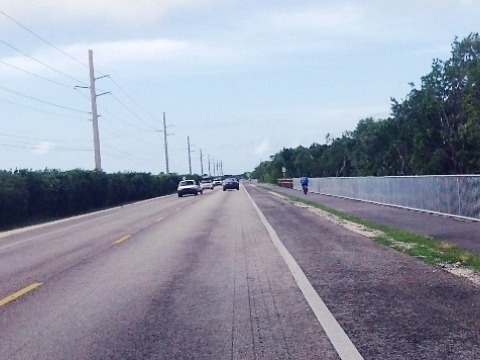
[438,263,480,285]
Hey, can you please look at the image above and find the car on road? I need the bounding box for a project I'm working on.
[223,177,239,191]
[177,180,201,197]
[200,179,214,191]
[213,178,222,187]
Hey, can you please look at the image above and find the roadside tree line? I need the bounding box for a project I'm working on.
[0,169,182,230]
[252,33,480,183]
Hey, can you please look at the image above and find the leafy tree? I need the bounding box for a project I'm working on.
[321,134,355,177]
[0,171,28,228]
[292,146,313,177]
[251,33,480,180]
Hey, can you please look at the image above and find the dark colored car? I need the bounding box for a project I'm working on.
[223,177,239,191]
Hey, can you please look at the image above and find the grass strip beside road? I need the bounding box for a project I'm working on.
[265,186,480,272]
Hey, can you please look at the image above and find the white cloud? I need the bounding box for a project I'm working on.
[1,0,225,26]
[33,141,54,155]
[265,5,364,33]
[70,39,216,65]
[0,38,236,78]
[254,137,271,157]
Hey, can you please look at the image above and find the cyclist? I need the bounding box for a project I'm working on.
[300,176,309,194]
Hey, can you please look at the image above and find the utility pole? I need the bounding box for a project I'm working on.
[86,49,109,171]
[208,155,211,177]
[89,49,101,171]
[162,112,170,174]
[200,148,204,176]
[187,136,192,175]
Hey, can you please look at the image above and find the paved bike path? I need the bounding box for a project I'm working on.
[262,184,480,253]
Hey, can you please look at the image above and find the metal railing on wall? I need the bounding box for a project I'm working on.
[292,175,480,221]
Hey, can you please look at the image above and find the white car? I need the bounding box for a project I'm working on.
[200,179,214,190]
[177,180,202,197]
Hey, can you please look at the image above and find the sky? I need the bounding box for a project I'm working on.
[0,0,479,176]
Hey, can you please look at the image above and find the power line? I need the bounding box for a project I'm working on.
[101,143,155,161]
[0,9,90,71]
[0,59,75,88]
[100,120,159,147]
[0,85,89,113]
[0,132,92,154]
[0,37,87,86]
[0,97,88,119]
[0,131,89,144]
[97,106,155,133]
[0,132,91,151]
[108,76,159,125]
[0,141,91,152]
[109,93,158,131]
[0,8,172,172]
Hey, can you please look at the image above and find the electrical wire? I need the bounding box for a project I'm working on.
[109,93,158,131]
[101,144,150,160]
[0,37,87,86]
[0,141,91,152]
[0,85,89,113]
[0,9,90,71]
[108,76,160,124]
[0,7,172,172]
[0,59,76,88]
[0,97,88,119]
[0,131,90,144]
[0,132,92,154]
[1,10,163,134]
[100,119,160,147]
[98,106,156,133]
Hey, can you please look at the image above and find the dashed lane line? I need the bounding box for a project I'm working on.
[0,282,43,308]
[113,235,131,245]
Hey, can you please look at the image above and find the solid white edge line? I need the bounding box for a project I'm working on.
[245,189,364,360]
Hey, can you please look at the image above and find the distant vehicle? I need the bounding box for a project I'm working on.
[177,180,201,197]
[213,178,222,187]
[223,177,239,191]
[200,179,214,190]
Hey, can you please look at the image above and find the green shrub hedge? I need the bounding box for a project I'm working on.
[0,169,182,230]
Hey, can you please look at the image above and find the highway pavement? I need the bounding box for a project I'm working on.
[0,183,478,359]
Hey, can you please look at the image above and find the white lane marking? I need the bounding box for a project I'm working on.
[245,190,364,360]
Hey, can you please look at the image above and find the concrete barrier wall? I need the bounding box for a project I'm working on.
[293,176,480,220]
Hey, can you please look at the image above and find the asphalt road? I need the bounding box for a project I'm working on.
[0,184,479,359]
